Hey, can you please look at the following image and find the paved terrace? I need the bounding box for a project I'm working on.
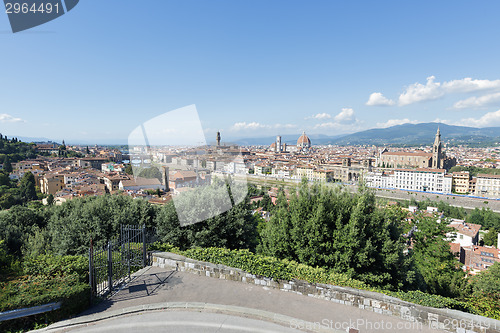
[38,266,448,333]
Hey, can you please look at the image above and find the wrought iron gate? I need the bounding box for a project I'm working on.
[88,225,157,301]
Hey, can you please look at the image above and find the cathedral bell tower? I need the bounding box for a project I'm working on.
[432,127,442,169]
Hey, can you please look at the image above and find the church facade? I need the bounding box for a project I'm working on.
[378,128,456,171]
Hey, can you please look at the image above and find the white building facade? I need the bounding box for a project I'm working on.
[364,168,452,194]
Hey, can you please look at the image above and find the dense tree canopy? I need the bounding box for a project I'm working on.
[471,262,500,300]
[156,180,258,251]
[411,214,467,297]
[46,195,156,255]
[259,180,416,290]
[482,228,498,247]
[0,206,47,255]
[466,208,500,230]
[138,167,162,181]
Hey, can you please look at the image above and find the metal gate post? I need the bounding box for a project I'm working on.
[142,225,147,267]
[89,242,94,303]
[107,241,113,294]
[127,226,131,280]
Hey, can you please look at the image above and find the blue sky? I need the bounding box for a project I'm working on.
[1,1,500,144]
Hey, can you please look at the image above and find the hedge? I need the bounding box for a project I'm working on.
[0,254,90,332]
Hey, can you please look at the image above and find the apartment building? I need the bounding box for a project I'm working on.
[452,171,472,194]
[461,245,500,275]
[446,220,481,247]
[254,163,271,175]
[365,168,452,193]
[475,174,500,199]
[393,168,452,193]
[40,173,65,195]
[363,171,394,188]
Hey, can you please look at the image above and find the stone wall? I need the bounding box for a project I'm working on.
[152,251,500,333]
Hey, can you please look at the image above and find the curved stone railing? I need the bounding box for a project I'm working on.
[152,251,500,333]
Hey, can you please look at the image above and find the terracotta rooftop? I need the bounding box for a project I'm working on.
[448,221,481,238]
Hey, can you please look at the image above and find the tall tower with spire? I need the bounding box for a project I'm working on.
[432,127,442,169]
[216,131,221,146]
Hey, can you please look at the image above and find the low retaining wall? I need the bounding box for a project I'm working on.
[152,251,500,333]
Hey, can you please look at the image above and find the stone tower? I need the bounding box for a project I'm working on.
[276,135,282,153]
[162,166,170,192]
[432,127,443,169]
[216,131,221,146]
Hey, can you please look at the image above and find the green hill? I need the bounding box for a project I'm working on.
[331,123,500,146]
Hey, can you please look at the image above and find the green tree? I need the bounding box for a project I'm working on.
[329,187,415,289]
[2,156,12,173]
[0,206,47,255]
[259,190,293,258]
[260,181,416,290]
[47,194,55,206]
[138,167,162,180]
[156,181,259,251]
[470,262,500,300]
[155,202,191,249]
[483,228,498,247]
[47,195,155,255]
[260,194,273,211]
[411,214,467,297]
[19,171,37,203]
[124,164,133,175]
[0,239,10,270]
[467,208,500,230]
[0,171,10,186]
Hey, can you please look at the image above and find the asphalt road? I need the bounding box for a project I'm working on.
[63,311,303,333]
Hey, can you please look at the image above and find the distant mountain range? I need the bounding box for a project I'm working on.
[331,123,500,146]
[232,123,500,146]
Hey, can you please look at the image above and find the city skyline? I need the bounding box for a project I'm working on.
[2,1,500,144]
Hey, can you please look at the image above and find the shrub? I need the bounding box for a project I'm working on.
[150,243,369,290]
[0,254,90,332]
[23,254,88,283]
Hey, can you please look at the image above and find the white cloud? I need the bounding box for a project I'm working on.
[230,122,296,131]
[334,108,356,124]
[398,76,500,106]
[313,108,359,131]
[398,76,443,106]
[0,113,25,123]
[306,113,331,120]
[376,118,419,128]
[454,110,500,127]
[368,76,500,107]
[366,92,396,106]
[442,77,500,93]
[453,92,500,109]
[231,122,270,131]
